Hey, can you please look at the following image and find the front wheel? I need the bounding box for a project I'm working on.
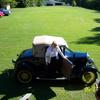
[81,69,97,86]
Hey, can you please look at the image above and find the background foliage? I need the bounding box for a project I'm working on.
[73,0,100,10]
[0,0,100,10]
[15,0,43,7]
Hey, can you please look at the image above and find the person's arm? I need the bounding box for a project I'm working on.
[45,48,51,65]
[57,46,73,65]
[56,46,65,59]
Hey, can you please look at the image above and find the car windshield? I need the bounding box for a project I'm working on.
[64,47,74,58]
[66,47,73,53]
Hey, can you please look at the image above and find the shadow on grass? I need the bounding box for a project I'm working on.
[91,27,100,32]
[0,69,85,100]
[94,18,100,23]
[91,18,100,32]
[73,33,100,45]
[73,17,100,45]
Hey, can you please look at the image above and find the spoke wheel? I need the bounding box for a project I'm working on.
[17,70,32,84]
[82,71,97,85]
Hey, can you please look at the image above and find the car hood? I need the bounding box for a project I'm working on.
[74,52,89,58]
[65,51,89,59]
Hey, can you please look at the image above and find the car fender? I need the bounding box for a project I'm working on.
[15,58,34,70]
[84,66,98,73]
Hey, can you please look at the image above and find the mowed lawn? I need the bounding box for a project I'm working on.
[0,6,100,100]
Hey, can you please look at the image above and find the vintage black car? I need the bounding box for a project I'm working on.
[12,35,98,85]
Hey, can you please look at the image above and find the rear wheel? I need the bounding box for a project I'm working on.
[81,69,97,86]
[16,69,33,84]
[15,60,35,84]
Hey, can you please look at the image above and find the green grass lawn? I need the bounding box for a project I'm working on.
[0,6,100,100]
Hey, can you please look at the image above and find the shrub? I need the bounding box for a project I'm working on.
[16,0,29,7]
[75,0,100,10]
[0,0,17,8]
[10,1,17,8]
[16,0,43,7]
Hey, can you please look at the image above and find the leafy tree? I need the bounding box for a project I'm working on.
[83,0,100,10]
[0,0,17,8]
[74,0,100,10]
[72,0,77,6]
[34,0,43,6]
[16,0,43,7]
[95,0,100,10]
[16,0,29,7]
[0,0,15,3]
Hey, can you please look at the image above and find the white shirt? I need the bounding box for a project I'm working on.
[45,46,66,64]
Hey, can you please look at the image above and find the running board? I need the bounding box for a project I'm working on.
[36,77,67,80]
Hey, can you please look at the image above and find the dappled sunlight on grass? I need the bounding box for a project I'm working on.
[84,84,96,93]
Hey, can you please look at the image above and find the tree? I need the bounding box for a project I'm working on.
[0,0,17,8]
[0,0,15,3]
[95,0,100,10]
[74,0,100,10]
[16,0,43,7]
[34,0,43,6]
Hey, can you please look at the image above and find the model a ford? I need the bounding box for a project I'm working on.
[12,35,98,85]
